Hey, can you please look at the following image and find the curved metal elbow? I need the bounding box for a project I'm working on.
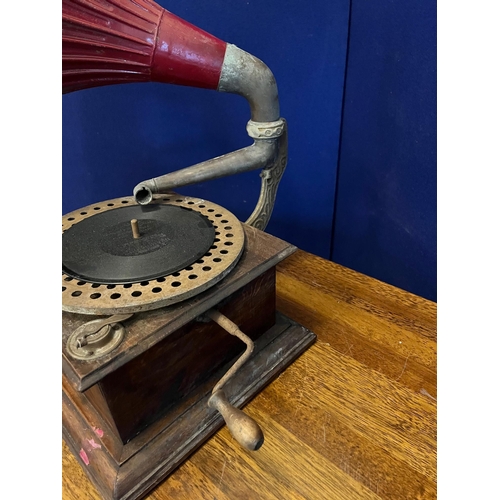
[218,44,280,123]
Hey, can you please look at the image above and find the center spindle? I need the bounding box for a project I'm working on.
[131,219,140,239]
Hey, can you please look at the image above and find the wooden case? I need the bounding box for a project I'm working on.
[62,225,316,500]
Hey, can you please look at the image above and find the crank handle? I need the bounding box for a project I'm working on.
[209,390,264,451]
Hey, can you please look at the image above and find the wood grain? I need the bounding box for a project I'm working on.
[63,249,437,500]
[93,268,275,444]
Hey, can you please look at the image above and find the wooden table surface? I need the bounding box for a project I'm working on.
[63,250,437,500]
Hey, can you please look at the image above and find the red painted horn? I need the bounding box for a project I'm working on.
[62,0,227,93]
[62,0,287,234]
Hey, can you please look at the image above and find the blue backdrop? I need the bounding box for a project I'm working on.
[62,0,436,301]
[332,0,437,301]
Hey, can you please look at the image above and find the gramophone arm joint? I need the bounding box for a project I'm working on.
[133,45,287,231]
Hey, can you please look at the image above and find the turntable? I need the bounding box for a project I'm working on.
[62,1,316,499]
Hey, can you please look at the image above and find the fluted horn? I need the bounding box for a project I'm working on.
[63,0,287,230]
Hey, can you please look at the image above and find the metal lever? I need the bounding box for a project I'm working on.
[75,314,133,343]
[66,313,134,360]
[205,309,264,451]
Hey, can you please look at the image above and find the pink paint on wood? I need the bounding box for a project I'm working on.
[79,449,90,466]
[87,439,102,449]
[93,427,104,438]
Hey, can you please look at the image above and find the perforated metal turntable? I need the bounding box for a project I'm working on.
[62,195,245,314]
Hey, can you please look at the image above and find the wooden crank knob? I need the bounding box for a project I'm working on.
[208,390,264,451]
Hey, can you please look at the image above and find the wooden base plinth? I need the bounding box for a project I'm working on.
[63,313,315,500]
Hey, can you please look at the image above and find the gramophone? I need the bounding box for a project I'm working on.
[62,1,316,498]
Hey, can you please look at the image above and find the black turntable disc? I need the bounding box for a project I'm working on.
[62,204,215,284]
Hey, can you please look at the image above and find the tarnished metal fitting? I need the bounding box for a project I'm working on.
[66,314,133,360]
[246,119,285,139]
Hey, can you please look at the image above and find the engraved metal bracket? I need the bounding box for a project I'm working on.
[246,119,287,230]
